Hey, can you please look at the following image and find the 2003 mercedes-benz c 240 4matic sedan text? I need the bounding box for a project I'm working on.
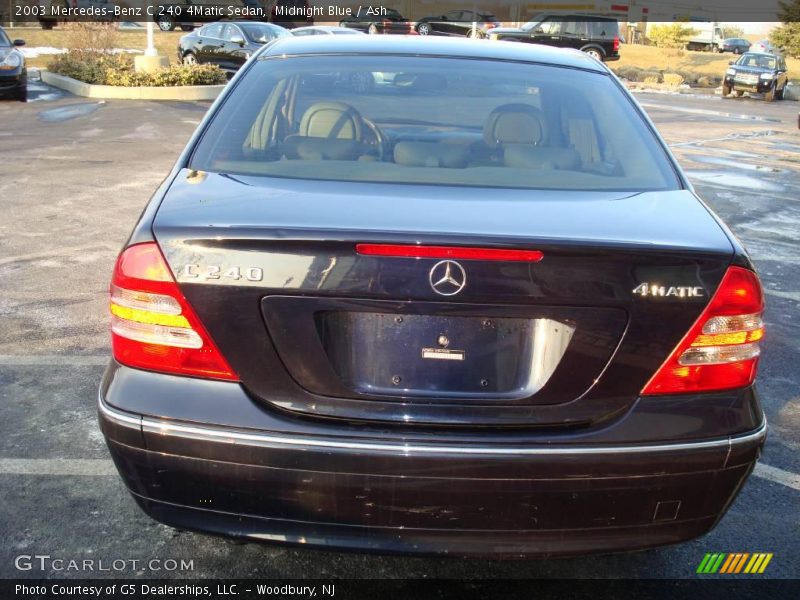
[99,36,767,557]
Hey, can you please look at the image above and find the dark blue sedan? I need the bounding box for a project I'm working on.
[720,37,752,54]
[99,36,767,557]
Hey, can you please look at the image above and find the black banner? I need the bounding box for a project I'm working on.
[1,0,797,25]
[3,579,800,600]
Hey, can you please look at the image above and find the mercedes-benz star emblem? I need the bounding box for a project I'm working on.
[429,260,467,296]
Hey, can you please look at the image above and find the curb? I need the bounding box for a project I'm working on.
[40,71,225,101]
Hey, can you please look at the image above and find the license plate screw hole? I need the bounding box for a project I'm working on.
[480,379,489,388]
[437,334,449,348]
[391,375,402,385]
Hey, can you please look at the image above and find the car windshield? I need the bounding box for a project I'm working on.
[0,30,11,47]
[241,24,289,43]
[190,55,679,191]
[738,54,776,69]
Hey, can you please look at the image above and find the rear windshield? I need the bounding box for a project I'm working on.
[190,55,679,191]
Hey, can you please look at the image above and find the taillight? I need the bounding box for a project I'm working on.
[109,243,238,381]
[641,266,764,395]
[613,36,620,52]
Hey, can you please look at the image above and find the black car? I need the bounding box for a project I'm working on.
[416,10,501,38]
[156,0,264,32]
[100,36,766,557]
[489,14,620,62]
[338,6,416,35]
[720,37,751,54]
[0,27,26,102]
[177,21,289,73]
[723,52,789,101]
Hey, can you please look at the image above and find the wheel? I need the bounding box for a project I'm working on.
[182,52,197,66]
[713,44,721,53]
[157,15,175,32]
[583,48,603,61]
[735,90,744,97]
[417,23,430,36]
[180,25,194,32]
[734,47,741,54]
[764,84,775,102]
[39,20,55,30]
[467,28,483,39]
[368,23,378,35]
[775,85,785,100]
[17,83,27,103]
[722,83,731,97]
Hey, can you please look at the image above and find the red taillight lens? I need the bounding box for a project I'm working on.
[613,36,620,52]
[356,244,544,262]
[641,266,764,395]
[109,243,238,381]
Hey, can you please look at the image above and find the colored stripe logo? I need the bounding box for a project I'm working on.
[697,553,773,574]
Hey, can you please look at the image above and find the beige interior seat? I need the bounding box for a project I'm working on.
[484,103,580,170]
[284,102,367,161]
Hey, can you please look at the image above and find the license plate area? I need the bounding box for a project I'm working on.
[317,312,574,398]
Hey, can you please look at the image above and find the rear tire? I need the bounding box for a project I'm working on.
[158,15,175,32]
[180,25,194,32]
[39,20,55,30]
[17,84,27,103]
[721,83,732,97]
[775,85,785,100]
[182,52,197,66]
[734,47,742,54]
[764,85,775,102]
[417,23,430,36]
[368,23,378,35]
[583,48,604,61]
[735,90,744,97]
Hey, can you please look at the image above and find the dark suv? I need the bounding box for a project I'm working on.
[723,52,789,101]
[489,14,620,62]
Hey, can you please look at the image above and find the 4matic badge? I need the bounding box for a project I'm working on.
[633,283,705,298]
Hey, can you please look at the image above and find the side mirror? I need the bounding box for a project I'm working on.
[13,39,25,47]
[230,35,245,46]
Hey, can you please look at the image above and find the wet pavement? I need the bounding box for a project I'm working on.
[0,83,798,579]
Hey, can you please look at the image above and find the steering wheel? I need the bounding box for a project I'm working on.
[362,117,386,161]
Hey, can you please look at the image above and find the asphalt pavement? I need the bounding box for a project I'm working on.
[0,81,798,580]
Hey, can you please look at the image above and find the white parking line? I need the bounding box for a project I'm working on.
[0,355,108,366]
[0,459,115,476]
[753,463,800,492]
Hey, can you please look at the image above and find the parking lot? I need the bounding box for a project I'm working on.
[0,81,798,579]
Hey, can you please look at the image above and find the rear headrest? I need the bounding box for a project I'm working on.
[483,104,546,148]
[299,102,363,140]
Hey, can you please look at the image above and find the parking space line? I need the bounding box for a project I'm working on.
[0,355,108,366]
[753,463,800,492]
[763,289,800,302]
[0,459,115,476]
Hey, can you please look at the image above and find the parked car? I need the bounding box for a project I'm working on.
[100,36,766,557]
[488,14,620,62]
[723,52,789,101]
[156,0,264,32]
[415,10,501,38]
[0,27,26,102]
[177,21,289,73]
[719,38,751,54]
[291,25,364,36]
[338,6,416,35]
[751,39,778,54]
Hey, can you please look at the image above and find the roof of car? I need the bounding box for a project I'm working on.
[258,36,607,72]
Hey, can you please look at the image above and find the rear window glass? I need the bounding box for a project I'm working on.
[190,55,679,191]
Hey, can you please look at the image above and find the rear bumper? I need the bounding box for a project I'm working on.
[99,363,766,557]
